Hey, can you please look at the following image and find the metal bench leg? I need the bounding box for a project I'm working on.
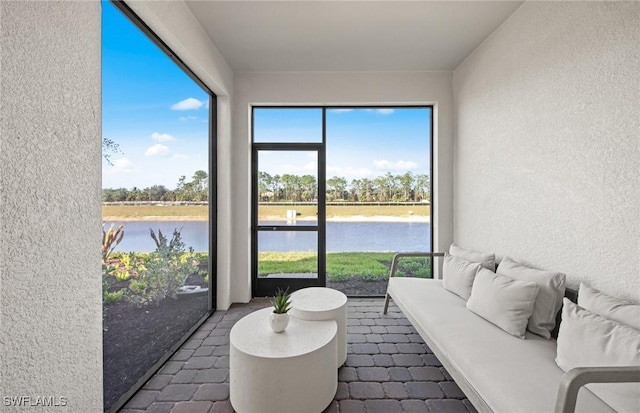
[382,252,445,315]
[383,293,391,314]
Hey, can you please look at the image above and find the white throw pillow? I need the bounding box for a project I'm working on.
[466,268,539,339]
[449,243,495,270]
[556,299,640,413]
[496,257,566,339]
[579,283,640,331]
[442,253,482,300]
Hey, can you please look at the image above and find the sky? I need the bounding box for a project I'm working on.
[102,1,210,189]
[255,108,432,183]
[102,1,431,190]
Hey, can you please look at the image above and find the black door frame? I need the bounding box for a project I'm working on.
[251,107,327,297]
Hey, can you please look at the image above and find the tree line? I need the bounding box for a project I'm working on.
[259,171,430,203]
[102,170,208,202]
[103,170,431,203]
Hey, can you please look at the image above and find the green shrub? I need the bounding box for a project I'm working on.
[360,271,383,282]
[127,228,194,306]
[327,273,351,282]
[396,257,432,278]
[104,290,124,303]
[114,270,131,282]
[102,223,124,262]
[129,279,148,294]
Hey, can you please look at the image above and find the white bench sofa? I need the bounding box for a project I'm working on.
[383,253,639,413]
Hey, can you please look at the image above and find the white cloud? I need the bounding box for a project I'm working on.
[329,109,354,113]
[374,159,391,169]
[364,108,395,115]
[374,159,418,170]
[170,97,204,111]
[151,132,176,142]
[304,161,317,171]
[145,144,170,157]
[179,116,198,121]
[105,157,135,174]
[396,160,418,169]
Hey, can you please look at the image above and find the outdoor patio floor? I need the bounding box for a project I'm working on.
[121,297,478,413]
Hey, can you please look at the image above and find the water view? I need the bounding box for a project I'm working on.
[106,220,430,253]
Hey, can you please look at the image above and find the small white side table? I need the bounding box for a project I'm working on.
[290,287,348,367]
[229,307,337,413]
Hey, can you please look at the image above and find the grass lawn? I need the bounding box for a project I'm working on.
[258,251,432,281]
[103,204,430,220]
[103,205,209,220]
[260,204,430,220]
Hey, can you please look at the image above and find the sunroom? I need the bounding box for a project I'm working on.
[1,1,638,412]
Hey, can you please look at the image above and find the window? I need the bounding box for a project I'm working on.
[101,2,216,411]
[252,106,432,297]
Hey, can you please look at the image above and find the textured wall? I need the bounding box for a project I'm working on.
[0,1,103,411]
[453,2,640,301]
[233,72,454,303]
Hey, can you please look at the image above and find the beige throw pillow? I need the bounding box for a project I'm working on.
[578,283,640,331]
[449,243,495,270]
[496,257,566,339]
[466,268,539,339]
[556,299,640,413]
[442,253,482,300]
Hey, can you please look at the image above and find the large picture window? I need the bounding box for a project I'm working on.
[252,106,432,297]
[101,2,216,411]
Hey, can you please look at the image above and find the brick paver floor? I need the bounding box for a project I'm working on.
[121,298,478,413]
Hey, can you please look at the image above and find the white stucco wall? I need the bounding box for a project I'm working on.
[126,0,236,309]
[453,2,640,301]
[232,72,454,303]
[0,1,103,411]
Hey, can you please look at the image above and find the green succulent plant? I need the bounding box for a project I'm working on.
[272,288,292,314]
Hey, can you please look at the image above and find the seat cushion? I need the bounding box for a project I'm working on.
[388,278,615,413]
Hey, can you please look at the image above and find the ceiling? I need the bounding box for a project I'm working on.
[185,1,524,72]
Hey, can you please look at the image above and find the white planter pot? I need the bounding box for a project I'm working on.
[269,312,290,333]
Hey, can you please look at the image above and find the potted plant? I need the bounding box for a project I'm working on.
[270,288,292,333]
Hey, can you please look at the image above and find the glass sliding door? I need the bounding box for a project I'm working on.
[252,108,326,296]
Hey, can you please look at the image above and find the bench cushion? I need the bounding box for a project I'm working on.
[388,277,615,413]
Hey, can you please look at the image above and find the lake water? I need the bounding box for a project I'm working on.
[107,220,430,253]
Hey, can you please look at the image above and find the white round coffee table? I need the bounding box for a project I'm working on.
[290,287,348,367]
[229,307,337,413]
